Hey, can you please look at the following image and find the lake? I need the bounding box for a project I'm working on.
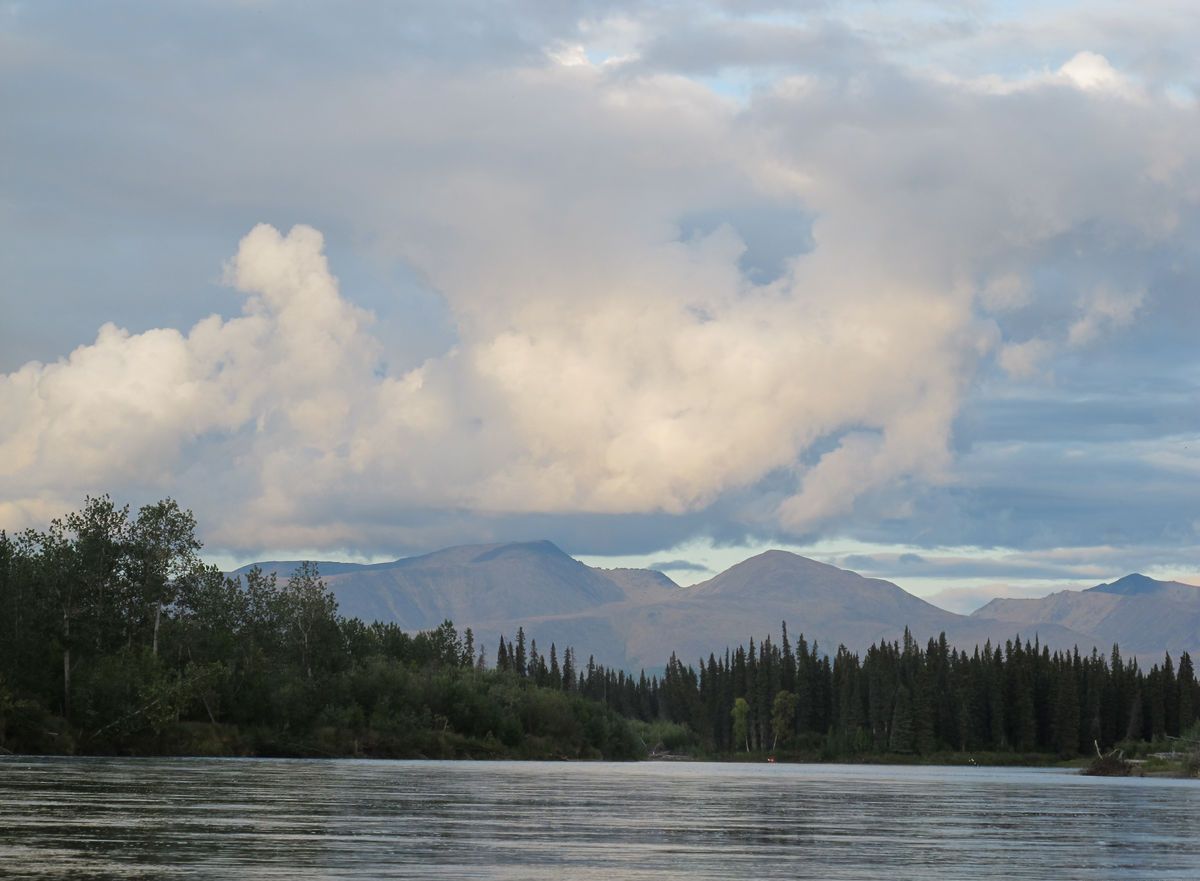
[1,758,1198,879]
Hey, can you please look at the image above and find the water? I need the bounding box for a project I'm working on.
[1,758,1198,879]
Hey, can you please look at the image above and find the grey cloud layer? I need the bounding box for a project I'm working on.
[1,1,1197,565]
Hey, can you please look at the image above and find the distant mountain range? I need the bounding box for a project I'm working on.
[234,543,1198,670]
[971,573,1200,662]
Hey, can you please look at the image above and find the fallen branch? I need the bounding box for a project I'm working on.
[1084,739,1133,777]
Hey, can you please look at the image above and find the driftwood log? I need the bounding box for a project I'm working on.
[1083,739,1134,777]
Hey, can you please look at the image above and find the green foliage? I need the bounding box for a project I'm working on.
[3,496,1193,765]
[630,719,698,754]
[771,690,798,751]
[554,623,1196,763]
[731,697,750,752]
[0,498,641,761]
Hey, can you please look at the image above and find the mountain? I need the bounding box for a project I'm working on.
[238,540,643,627]
[636,550,971,662]
[607,550,1092,669]
[233,542,1106,671]
[592,567,680,602]
[972,573,1200,661]
[1086,572,1200,600]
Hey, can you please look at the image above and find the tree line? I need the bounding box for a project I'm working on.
[3,495,1195,761]
[505,623,1198,758]
[0,496,637,758]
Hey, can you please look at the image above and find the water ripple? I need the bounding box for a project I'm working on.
[1,758,1198,880]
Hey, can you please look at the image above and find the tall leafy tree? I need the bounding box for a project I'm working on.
[731,697,750,752]
[129,499,200,656]
[771,690,797,751]
[283,562,338,681]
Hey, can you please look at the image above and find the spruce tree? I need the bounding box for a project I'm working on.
[1178,652,1196,731]
[1052,658,1081,755]
[561,647,575,692]
[514,628,527,679]
[1163,653,1179,737]
[1148,667,1166,741]
[888,685,915,754]
[549,644,562,689]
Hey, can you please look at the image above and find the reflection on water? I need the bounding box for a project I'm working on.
[1,758,1198,879]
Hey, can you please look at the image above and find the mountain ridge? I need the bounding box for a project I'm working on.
[972,571,1200,661]
[224,541,1175,669]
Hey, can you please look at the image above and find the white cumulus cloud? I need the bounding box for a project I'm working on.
[2,4,1197,558]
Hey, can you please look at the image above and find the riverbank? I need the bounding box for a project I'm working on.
[0,730,1142,770]
[18,714,1200,772]
[3,718,640,761]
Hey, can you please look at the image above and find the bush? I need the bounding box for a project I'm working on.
[631,719,697,753]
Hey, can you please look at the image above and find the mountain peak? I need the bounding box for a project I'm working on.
[1086,573,1164,596]
[733,548,841,571]
[692,548,893,603]
[470,540,568,563]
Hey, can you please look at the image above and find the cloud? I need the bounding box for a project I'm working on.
[1068,285,1146,347]
[980,274,1031,312]
[0,224,379,533]
[998,338,1054,379]
[1058,51,1133,96]
[648,559,712,573]
[1,204,983,550]
[837,548,1114,583]
[2,1,1199,566]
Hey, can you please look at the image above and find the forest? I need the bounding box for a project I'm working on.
[538,625,1198,761]
[0,496,637,758]
[1,495,1196,762]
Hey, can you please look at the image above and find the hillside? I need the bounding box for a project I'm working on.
[238,540,639,628]
[972,573,1200,661]
[601,550,1093,669]
[235,542,1111,670]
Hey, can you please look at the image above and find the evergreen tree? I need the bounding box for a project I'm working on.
[1163,653,1179,737]
[1178,652,1196,731]
[888,684,915,753]
[1148,666,1167,741]
[463,628,475,669]
[1052,661,1080,754]
[561,647,575,692]
[514,628,527,679]
[549,644,562,689]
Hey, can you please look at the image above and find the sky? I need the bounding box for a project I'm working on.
[2,0,1199,613]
